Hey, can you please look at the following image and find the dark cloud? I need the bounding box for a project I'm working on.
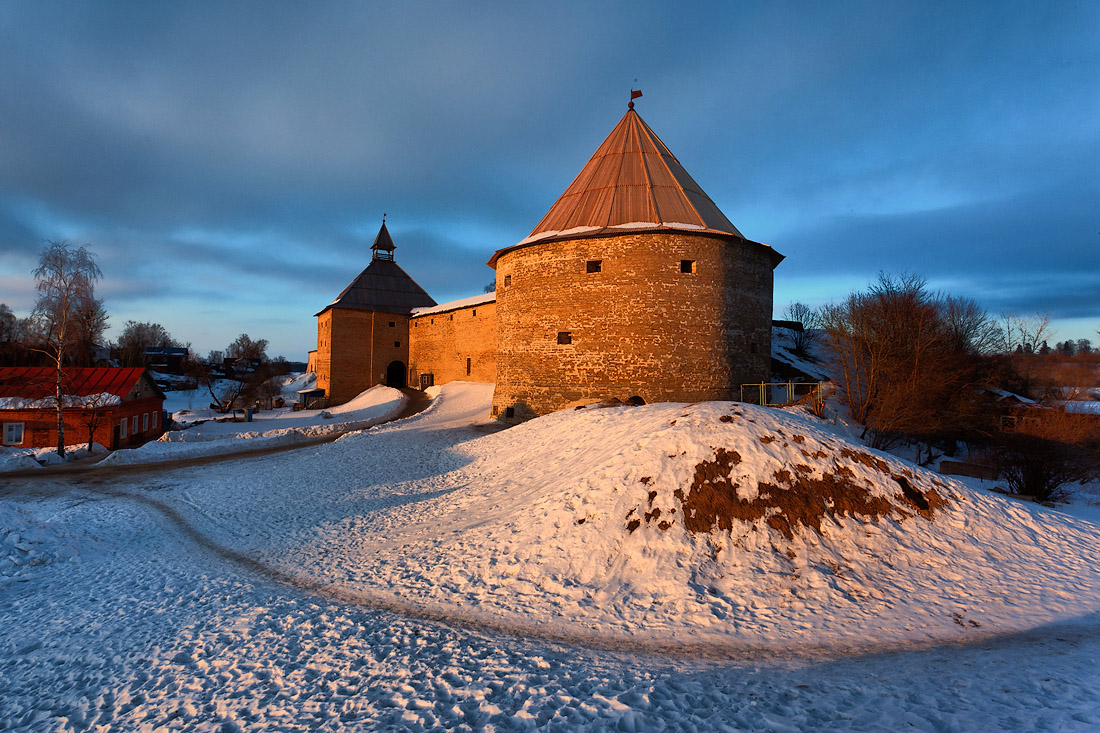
[0,0,1097,356]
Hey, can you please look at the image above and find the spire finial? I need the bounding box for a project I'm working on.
[382,212,387,223]
[629,87,642,110]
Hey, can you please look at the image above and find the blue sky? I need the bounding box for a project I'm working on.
[1,1,1097,358]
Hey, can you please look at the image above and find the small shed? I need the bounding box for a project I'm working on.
[0,367,166,450]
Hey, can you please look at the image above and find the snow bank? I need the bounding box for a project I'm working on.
[0,502,82,587]
[0,443,109,472]
[99,386,406,466]
[306,399,1100,650]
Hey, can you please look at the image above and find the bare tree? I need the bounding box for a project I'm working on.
[72,297,109,366]
[996,407,1100,502]
[117,321,181,367]
[31,241,102,456]
[190,335,273,413]
[999,312,1054,397]
[782,302,820,357]
[81,391,116,452]
[226,333,268,363]
[821,272,992,454]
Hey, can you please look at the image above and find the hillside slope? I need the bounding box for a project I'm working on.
[284,397,1100,651]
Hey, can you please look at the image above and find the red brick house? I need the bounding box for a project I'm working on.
[0,367,166,450]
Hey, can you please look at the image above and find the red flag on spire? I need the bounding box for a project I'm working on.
[631,89,643,100]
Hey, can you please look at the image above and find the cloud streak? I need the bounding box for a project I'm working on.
[0,0,1097,356]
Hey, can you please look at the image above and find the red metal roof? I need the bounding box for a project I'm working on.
[0,367,148,400]
[489,107,768,268]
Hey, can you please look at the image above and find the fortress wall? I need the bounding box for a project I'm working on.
[315,310,333,396]
[490,231,774,420]
[409,301,498,387]
[324,309,411,404]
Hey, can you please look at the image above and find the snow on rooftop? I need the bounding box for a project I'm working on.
[0,393,121,410]
[516,221,721,246]
[411,291,496,316]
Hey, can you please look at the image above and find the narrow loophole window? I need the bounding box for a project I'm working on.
[586,260,602,273]
[504,275,512,287]
[394,341,401,347]
[466,357,471,376]
[557,331,572,345]
[680,259,696,274]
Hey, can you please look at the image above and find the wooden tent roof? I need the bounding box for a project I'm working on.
[0,367,160,401]
[318,222,436,316]
[371,220,396,253]
[489,106,781,267]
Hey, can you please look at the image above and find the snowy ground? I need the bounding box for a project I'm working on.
[2,383,1100,730]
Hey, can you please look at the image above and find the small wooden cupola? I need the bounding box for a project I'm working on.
[371,216,396,262]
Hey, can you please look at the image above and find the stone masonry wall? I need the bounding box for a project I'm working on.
[315,310,333,396]
[323,309,411,404]
[408,301,497,388]
[491,231,775,420]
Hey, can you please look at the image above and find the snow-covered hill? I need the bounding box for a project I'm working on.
[284,393,1100,652]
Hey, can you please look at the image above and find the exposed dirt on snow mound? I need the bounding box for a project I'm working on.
[635,432,948,542]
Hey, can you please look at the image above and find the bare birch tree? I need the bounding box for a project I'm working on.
[31,241,102,456]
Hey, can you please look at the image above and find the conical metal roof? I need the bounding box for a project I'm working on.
[489,107,758,267]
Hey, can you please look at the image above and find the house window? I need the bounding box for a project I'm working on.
[153,411,159,429]
[3,422,24,446]
[504,275,511,287]
[143,413,150,432]
[681,259,696,274]
[120,419,128,439]
[388,321,396,328]
[132,416,139,434]
[466,357,471,376]
[586,260,602,273]
[557,331,572,345]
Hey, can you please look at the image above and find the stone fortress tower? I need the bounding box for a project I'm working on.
[314,219,436,404]
[315,98,783,421]
[488,100,784,421]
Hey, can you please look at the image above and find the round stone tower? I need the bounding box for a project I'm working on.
[489,102,783,421]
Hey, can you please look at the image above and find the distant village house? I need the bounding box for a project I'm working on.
[0,367,166,450]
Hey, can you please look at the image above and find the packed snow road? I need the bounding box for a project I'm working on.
[2,383,1099,730]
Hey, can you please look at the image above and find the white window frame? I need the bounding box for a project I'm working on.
[3,422,25,446]
[142,413,149,432]
[153,411,159,429]
[132,416,139,434]
[120,418,128,439]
